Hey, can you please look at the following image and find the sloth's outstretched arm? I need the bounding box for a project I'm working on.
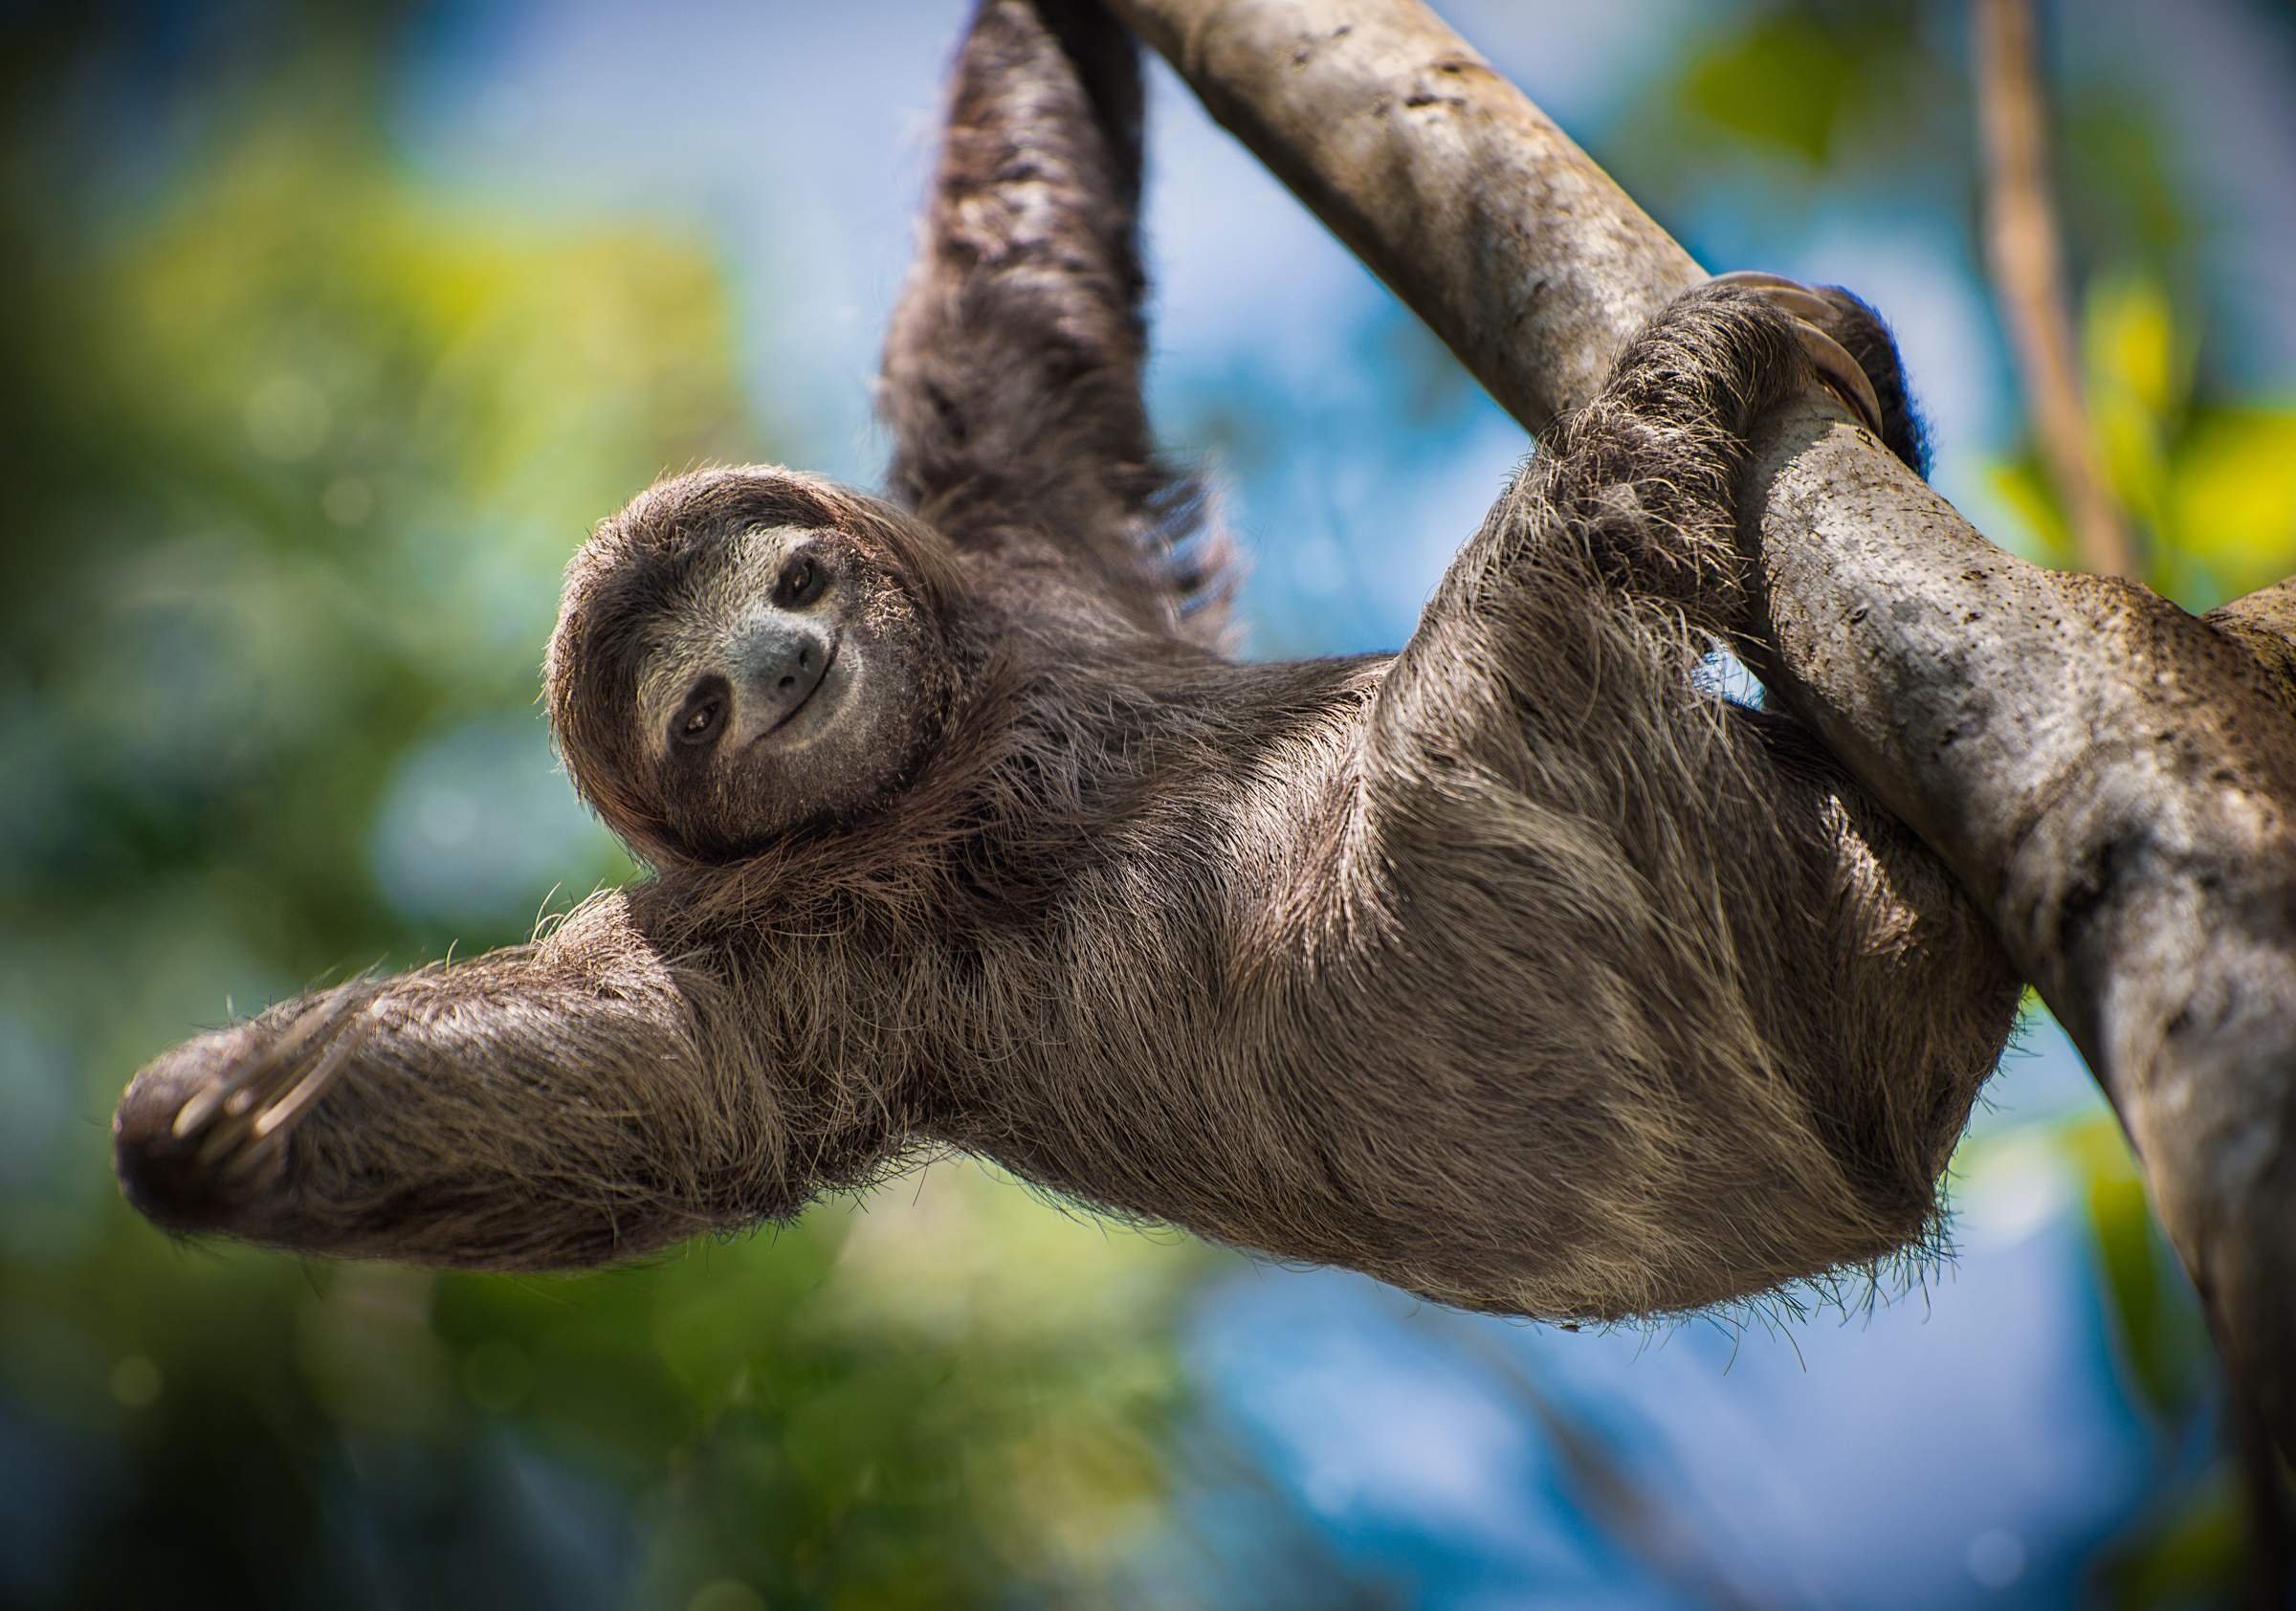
[880,0,1223,638]
[110,892,890,1269]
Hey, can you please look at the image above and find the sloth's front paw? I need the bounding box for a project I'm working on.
[113,986,376,1234]
[1707,270,1890,443]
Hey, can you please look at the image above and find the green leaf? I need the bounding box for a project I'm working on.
[1679,14,1858,164]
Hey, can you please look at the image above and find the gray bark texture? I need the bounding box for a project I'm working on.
[1108,0,2296,1455]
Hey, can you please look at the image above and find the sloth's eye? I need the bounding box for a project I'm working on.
[775,556,824,607]
[673,686,726,748]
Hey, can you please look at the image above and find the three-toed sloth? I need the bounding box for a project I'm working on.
[114,0,2017,1321]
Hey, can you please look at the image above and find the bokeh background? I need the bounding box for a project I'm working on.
[5,0,2294,1605]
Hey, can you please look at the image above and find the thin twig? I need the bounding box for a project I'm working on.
[1974,0,2141,579]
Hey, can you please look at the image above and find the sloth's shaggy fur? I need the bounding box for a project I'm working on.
[113,0,2018,1319]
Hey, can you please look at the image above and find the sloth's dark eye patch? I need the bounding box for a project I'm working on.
[672,676,731,749]
[775,554,826,608]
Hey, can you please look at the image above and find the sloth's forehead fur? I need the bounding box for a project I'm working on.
[563,471,946,680]
[597,469,848,603]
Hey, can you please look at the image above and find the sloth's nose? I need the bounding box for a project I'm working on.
[732,620,832,730]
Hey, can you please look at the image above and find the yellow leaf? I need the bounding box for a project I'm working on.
[2083,273,2183,420]
[2166,408,2296,595]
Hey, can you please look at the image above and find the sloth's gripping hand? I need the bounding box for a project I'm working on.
[1708,270,1930,476]
[1457,271,1928,639]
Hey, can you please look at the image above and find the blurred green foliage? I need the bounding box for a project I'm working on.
[1994,271,2296,604]
[1676,9,1920,166]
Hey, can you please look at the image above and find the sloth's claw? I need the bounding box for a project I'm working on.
[177,991,373,1179]
[119,987,375,1232]
[1708,270,1888,444]
[166,1076,228,1142]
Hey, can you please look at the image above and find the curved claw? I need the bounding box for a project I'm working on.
[178,990,375,1179]
[117,984,381,1235]
[1708,270,1888,443]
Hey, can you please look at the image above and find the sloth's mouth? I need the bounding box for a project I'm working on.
[751,634,841,748]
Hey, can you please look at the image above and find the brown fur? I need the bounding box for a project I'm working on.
[112,0,2018,1321]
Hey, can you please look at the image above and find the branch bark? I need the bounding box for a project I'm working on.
[1973,0,2141,580]
[1109,0,2296,1457]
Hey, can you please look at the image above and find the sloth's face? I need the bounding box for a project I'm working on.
[628,519,943,858]
[547,468,963,863]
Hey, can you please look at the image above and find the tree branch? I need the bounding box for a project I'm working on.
[1973,0,2141,580]
[1109,0,2296,1458]
[1113,0,1698,427]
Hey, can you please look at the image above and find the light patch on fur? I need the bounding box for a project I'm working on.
[632,523,815,758]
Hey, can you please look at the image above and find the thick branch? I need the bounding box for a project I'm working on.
[1111,0,2296,1456]
[1111,0,1698,427]
[1973,0,2141,580]
[2207,578,2296,720]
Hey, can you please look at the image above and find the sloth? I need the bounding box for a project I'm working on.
[112,0,2018,1320]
